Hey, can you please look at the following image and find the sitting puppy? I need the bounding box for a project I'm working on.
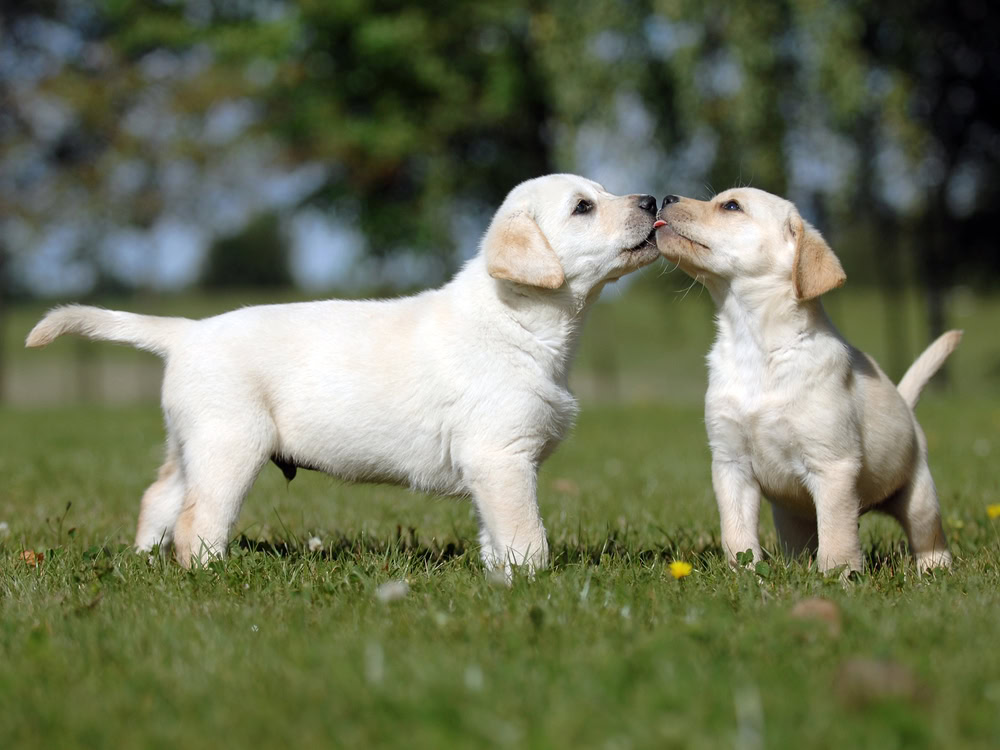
[27,174,660,573]
[654,188,959,574]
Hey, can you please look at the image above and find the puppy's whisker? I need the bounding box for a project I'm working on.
[675,276,700,301]
[656,261,679,279]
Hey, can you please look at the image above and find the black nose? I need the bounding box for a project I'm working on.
[661,195,680,209]
[637,194,657,214]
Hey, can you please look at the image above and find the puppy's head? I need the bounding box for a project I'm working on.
[482,174,659,293]
[654,188,846,301]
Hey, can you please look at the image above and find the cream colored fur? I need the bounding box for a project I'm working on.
[27,174,659,575]
[655,187,960,574]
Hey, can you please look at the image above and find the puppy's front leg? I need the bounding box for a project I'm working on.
[712,459,763,567]
[811,464,863,574]
[468,456,548,579]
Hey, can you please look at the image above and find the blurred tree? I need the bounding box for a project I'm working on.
[101,0,559,261]
[1,0,998,304]
[203,212,290,288]
[855,0,1000,345]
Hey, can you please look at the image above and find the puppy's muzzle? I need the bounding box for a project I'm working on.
[653,195,681,230]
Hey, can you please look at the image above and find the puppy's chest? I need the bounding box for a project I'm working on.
[536,387,579,457]
[707,364,813,503]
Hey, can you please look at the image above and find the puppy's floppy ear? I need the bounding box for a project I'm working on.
[482,209,564,289]
[787,211,846,300]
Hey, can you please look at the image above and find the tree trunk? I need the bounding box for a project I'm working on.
[919,187,951,387]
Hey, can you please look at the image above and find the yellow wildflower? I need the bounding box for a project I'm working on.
[987,504,1000,520]
[669,560,693,579]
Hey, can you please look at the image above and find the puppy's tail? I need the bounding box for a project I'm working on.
[896,330,963,408]
[25,305,192,358]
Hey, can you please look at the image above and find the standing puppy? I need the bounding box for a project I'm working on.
[27,174,660,574]
[655,188,959,574]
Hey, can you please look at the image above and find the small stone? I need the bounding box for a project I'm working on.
[375,579,409,603]
[790,597,842,637]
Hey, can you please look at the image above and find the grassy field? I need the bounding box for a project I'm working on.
[2,282,999,748]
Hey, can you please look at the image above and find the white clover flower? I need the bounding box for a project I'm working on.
[375,579,409,603]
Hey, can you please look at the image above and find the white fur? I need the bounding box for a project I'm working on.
[656,187,959,574]
[27,174,659,574]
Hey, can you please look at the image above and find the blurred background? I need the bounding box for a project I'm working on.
[2,0,998,406]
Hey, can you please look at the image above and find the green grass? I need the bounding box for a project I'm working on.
[2,397,999,748]
[2,283,1000,747]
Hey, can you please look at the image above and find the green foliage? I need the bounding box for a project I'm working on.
[3,2,999,292]
[202,213,291,289]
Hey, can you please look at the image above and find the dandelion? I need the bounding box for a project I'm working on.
[307,536,323,552]
[0,521,9,536]
[987,504,1000,520]
[669,560,693,579]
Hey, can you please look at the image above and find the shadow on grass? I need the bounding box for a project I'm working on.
[43,526,921,578]
[231,525,730,569]
[233,525,470,565]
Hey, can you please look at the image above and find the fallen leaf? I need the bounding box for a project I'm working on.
[21,549,43,567]
[834,658,926,707]
[552,478,580,496]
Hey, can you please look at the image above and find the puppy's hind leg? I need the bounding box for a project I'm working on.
[771,504,817,563]
[172,420,272,568]
[135,442,185,553]
[476,523,499,571]
[885,462,951,573]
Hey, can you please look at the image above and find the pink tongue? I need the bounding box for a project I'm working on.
[653,220,667,229]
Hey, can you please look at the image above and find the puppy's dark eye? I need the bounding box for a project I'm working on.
[722,200,742,212]
[573,199,593,215]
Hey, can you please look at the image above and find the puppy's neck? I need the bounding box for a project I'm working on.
[455,257,596,383]
[710,277,839,359]
[494,280,595,377]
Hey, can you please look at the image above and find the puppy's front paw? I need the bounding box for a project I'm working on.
[481,545,548,585]
[916,549,952,574]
